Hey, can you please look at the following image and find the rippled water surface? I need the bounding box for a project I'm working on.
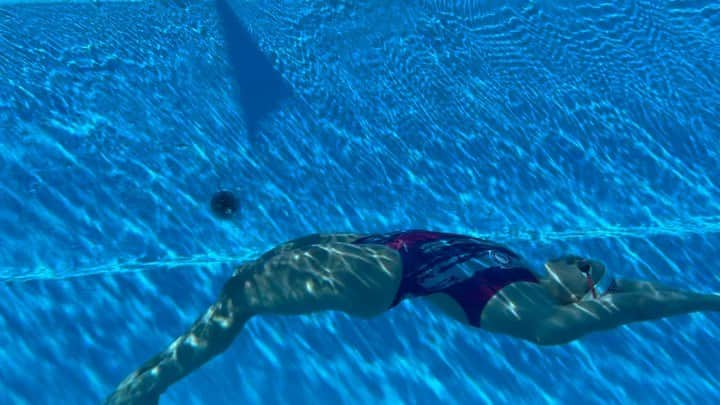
[1,1,719,404]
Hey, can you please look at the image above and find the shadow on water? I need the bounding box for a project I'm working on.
[215,0,292,137]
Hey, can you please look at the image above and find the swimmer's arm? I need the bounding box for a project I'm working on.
[535,285,720,345]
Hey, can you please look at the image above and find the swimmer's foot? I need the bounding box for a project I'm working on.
[105,388,159,405]
[105,360,163,405]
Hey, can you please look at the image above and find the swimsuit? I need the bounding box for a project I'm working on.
[352,230,539,327]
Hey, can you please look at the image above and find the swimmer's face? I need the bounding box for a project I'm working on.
[543,255,606,304]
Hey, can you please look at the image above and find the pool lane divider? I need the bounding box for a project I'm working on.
[3,214,720,283]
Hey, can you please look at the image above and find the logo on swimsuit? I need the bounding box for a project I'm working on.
[491,250,511,265]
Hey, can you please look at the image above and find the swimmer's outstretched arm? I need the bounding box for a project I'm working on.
[536,280,720,345]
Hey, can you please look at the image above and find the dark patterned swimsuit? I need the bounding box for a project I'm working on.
[352,230,539,327]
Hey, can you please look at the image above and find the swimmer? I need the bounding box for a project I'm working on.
[106,230,720,404]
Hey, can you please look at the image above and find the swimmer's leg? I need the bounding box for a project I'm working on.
[535,285,720,345]
[106,242,401,404]
[240,242,401,318]
[105,267,253,405]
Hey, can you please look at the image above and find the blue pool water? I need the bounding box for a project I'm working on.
[1,0,719,403]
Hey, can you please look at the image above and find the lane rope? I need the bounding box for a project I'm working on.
[4,215,720,283]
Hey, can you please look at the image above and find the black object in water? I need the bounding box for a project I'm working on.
[215,0,292,135]
[211,190,240,219]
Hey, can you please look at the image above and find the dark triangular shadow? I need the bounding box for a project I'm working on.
[215,0,292,136]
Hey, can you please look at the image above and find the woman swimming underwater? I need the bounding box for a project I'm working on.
[107,230,720,404]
